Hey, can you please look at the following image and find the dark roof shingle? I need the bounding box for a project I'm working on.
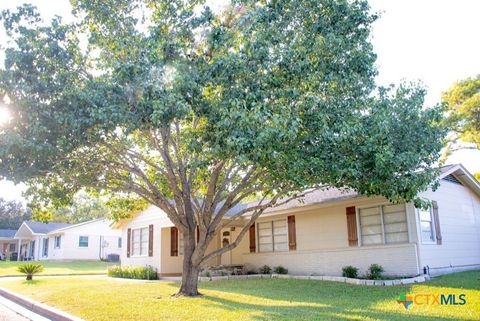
[0,229,17,238]
[24,221,71,234]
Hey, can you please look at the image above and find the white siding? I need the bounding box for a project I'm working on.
[46,220,122,261]
[417,180,480,274]
[120,206,173,273]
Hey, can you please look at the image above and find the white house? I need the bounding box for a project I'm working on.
[0,229,17,260]
[14,219,122,261]
[117,164,480,277]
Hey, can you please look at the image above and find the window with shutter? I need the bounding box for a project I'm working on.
[249,224,256,253]
[432,201,442,245]
[358,204,408,246]
[127,228,131,257]
[346,206,358,246]
[287,215,296,250]
[148,224,154,257]
[170,227,178,256]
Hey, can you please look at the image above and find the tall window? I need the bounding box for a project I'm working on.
[258,219,288,252]
[79,236,89,248]
[359,204,408,246]
[418,206,435,243]
[131,227,149,256]
[118,237,122,248]
[54,236,61,249]
[9,244,15,252]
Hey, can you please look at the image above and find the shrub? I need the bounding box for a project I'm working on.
[273,266,288,274]
[107,265,158,280]
[259,265,272,274]
[368,264,384,280]
[17,263,44,281]
[342,265,359,278]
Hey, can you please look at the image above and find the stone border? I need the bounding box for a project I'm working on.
[0,287,84,321]
[198,273,430,286]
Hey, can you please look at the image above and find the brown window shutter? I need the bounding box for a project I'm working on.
[148,224,154,257]
[287,215,297,251]
[196,225,200,243]
[170,227,178,256]
[127,228,131,257]
[432,201,442,245]
[346,206,358,246]
[249,224,256,253]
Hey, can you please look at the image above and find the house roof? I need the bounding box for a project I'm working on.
[439,163,480,196]
[48,218,105,234]
[23,221,72,234]
[115,163,480,227]
[0,229,17,238]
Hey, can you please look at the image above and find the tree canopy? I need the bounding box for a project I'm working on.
[443,74,480,149]
[0,0,445,295]
[31,191,109,224]
[0,197,31,229]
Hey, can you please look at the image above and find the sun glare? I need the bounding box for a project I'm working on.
[0,106,12,126]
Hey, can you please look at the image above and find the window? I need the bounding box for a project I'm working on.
[131,227,149,256]
[9,244,15,252]
[257,219,288,253]
[418,206,435,243]
[79,236,89,248]
[118,237,122,248]
[42,238,49,257]
[359,204,408,246]
[54,236,61,249]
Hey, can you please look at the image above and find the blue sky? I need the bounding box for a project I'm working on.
[1,0,479,201]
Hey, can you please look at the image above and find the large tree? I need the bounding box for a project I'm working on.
[31,191,109,224]
[443,75,480,148]
[0,198,31,229]
[0,0,445,296]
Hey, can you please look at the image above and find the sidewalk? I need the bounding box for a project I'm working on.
[0,295,50,321]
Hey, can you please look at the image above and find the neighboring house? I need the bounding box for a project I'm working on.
[0,229,17,260]
[14,219,122,261]
[117,164,480,277]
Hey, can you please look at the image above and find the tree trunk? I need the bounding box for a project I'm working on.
[178,261,200,296]
[176,229,202,297]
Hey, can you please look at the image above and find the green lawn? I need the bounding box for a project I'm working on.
[0,260,112,277]
[0,270,479,321]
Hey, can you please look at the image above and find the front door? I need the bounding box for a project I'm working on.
[220,230,231,266]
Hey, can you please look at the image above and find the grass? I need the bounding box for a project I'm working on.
[0,270,479,321]
[0,260,112,277]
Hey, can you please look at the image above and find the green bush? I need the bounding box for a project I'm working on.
[17,263,44,280]
[342,265,359,278]
[368,264,384,280]
[108,265,158,280]
[273,266,288,274]
[259,265,272,274]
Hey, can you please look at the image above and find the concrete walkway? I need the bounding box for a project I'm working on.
[0,295,50,321]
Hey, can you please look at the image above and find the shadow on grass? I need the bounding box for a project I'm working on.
[201,294,468,321]
[195,271,480,321]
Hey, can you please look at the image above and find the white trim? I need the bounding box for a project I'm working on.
[78,235,89,248]
[130,225,150,257]
[416,203,437,245]
[356,202,409,247]
[256,217,288,253]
